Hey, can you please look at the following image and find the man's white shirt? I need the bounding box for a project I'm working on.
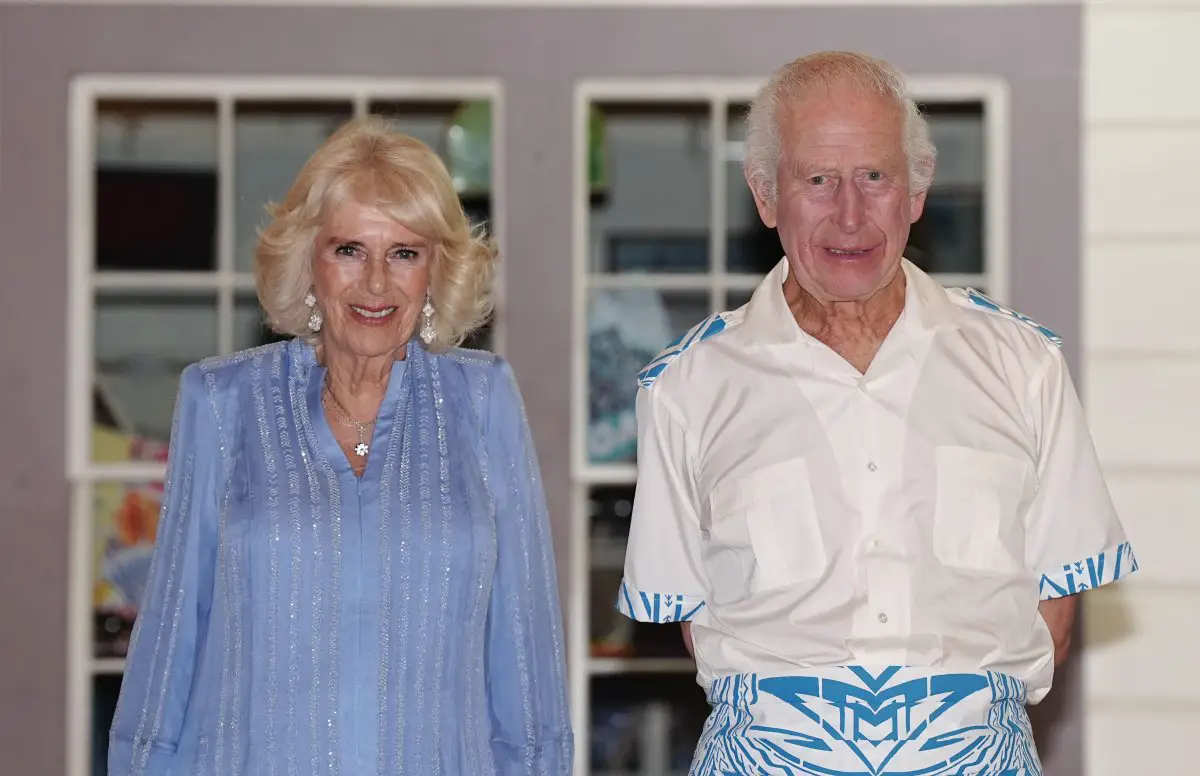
[618,257,1137,703]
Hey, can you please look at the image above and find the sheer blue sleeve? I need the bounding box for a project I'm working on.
[108,364,221,776]
[483,359,574,775]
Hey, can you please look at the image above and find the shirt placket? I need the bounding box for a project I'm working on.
[854,376,913,662]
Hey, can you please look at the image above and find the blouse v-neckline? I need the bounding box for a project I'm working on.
[302,341,413,482]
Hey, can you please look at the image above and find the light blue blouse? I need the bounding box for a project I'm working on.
[108,338,573,776]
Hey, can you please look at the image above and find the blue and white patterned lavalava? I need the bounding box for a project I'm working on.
[693,667,1040,776]
[615,579,705,623]
[636,313,728,390]
[1039,541,1138,600]
[964,289,1063,348]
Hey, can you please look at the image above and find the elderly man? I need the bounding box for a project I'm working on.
[617,51,1136,776]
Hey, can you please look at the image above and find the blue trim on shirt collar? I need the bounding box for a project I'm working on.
[635,314,729,390]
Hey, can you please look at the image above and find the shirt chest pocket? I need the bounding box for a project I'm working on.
[709,457,827,592]
[932,446,1029,574]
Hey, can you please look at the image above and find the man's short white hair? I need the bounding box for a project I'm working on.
[745,51,937,203]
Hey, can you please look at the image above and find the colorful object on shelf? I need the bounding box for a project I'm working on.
[91,424,169,658]
[445,100,492,198]
[591,616,636,659]
[588,105,608,194]
[587,289,672,463]
[444,101,609,198]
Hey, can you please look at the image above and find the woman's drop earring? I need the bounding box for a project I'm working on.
[419,297,435,345]
[305,290,322,333]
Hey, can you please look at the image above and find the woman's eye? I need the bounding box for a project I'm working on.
[395,248,419,261]
[334,244,358,257]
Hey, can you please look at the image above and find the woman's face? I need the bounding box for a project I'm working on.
[310,199,433,361]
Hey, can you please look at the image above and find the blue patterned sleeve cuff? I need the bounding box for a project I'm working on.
[1039,541,1139,600]
[615,579,706,623]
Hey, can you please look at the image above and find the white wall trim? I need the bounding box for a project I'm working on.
[980,76,1011,306]
[568,78,592,776]
[0,0,1081,7]
[67,75,503,101]
[1086,1,1200,11]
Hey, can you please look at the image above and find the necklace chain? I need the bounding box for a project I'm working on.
[322,382,377,457]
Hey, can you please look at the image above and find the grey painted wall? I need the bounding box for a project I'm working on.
[0,4,1082,775]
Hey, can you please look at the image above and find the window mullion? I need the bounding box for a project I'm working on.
[217,94,235,355]
[709,96,728,312]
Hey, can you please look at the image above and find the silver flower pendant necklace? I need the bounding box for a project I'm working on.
[322,382,377,458]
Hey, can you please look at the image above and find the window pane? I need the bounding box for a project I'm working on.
[93,674,123,771]
[924,103,986,188]
[588,289,709,465]
[370,100,468,159]
[369,100,494,226]
[95,100,218,272]
[92,478,165,659]
[93,291,217,452]
[590,103,711,273]
[591,674,709,774]
[725,103,783,277]
[234,101,354,273]
[909,187,985,274]
[907,102,986,275]
[234,289,286,352]
[459,318,495,353]
[590,484,633,657]
[727,289,754,310]
[589,484,693,662]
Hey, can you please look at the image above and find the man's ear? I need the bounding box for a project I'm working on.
[909,188,928,224]
[745,167,778,229]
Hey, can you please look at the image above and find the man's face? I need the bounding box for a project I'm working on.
[751,84,926,303]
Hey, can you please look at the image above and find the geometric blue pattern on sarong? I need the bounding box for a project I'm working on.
[692,669,1040,776]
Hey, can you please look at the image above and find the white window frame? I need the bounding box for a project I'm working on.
[65,74,504,776]
[567,75,1010,776]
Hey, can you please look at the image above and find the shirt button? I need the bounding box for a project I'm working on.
[867,461,878,472]
[878,613,889,624]
[871,538,883,550]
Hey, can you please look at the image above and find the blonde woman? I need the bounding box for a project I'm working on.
[109,116,572,775]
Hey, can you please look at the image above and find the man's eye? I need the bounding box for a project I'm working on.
[865,171,885,181]
[808,175,828,186]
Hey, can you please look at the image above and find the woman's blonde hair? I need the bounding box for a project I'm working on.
[254,114,497,352]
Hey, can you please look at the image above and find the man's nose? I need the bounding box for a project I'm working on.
[834,182,865,233]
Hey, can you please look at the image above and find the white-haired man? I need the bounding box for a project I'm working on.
[617,51,1136,775]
